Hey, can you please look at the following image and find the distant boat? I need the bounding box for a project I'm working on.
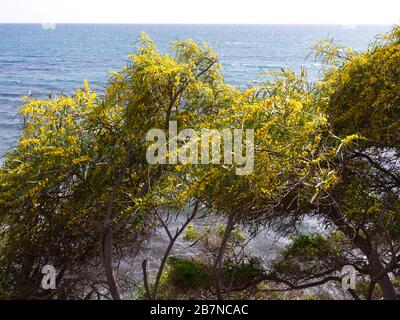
[41,23,56,30]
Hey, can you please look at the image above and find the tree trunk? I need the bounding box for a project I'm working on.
[101,225,121,300]
[151,202,199,299]
[365,246,397,300]
[214,214,236,300]
[329,206,397,300]
[101,146,133,300]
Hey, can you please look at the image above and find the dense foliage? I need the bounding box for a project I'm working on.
[0,27,399,300]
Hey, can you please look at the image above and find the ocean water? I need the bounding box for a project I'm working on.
[0,24,391,156]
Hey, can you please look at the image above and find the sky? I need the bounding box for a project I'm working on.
[0,0,399,24]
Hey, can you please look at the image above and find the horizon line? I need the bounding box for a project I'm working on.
[0,22,395,26]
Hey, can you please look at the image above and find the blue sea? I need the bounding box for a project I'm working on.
[0,24,391,156]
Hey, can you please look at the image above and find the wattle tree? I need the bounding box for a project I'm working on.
[0,27,399,300]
